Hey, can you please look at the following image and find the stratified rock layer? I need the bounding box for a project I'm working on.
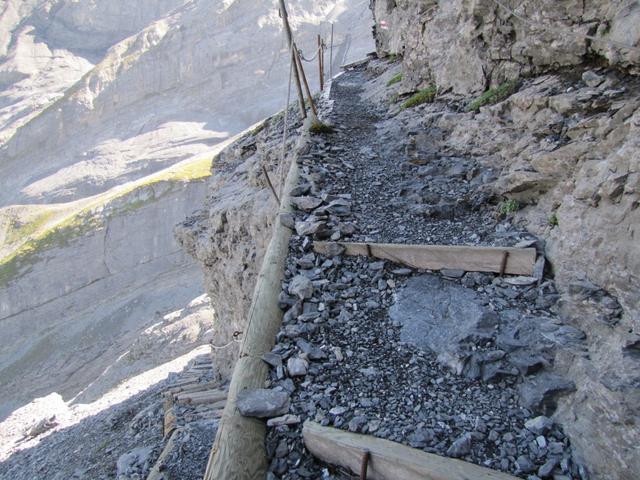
[367,3,639,474]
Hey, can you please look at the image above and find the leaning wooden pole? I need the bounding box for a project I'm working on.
[202,134,305,480]
[330,23,334,78]
[278,0,306,118]
[317,34,324,91]
[293,43,318,118]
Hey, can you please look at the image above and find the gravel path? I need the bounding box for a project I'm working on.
[264,61,587,480]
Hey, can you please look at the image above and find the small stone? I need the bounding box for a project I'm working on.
[538,458,559,478]
[516,455,537,474]
[329,406,348,416]
[504,276,538,286]
[533,256,545,281]
[441,268,465,279]
[236,389,289,418]
[519,374,576,415]
[348,415,368,432]
[392,268,412,276]
[446,433,472,458]
[524,416,554,435]
[291,196,323,211]
[262,352,282,368]
[289,275,314,299]
[287,357,309,377]
[267,414,301,427]
[536,435,547,448]
[582,70,604,87]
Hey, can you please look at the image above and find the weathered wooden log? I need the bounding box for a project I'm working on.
[167,380,221,396]
[314,241,536,276]
[175,390,227,406]
[202,128,304,479]
[303,421,519,480]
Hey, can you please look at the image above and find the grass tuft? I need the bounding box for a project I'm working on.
[549,213,559,227]
[401,86,437,109]
[387,73,403,87]
[309,120,335,135]
[467,80,520,112]
[498,199,520,216]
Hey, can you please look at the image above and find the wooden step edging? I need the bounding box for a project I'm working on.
[201,128,309,479]
[314,241,537,276]
[303,421,519,480]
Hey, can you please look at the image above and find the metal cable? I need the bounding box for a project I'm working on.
[299,45,321,62]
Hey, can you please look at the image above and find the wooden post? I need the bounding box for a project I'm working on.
[330,23,334,78]
[317,34,324,91]
[293,43,318,118]
[278,0,306,118]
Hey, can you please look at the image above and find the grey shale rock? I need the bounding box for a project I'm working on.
[236,389,290,419]
[288,275,314,300]
[286,357,309,377]
[525,416,554,435]
[447,432,472,458]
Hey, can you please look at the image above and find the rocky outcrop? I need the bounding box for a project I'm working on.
[370,0,640,94]
[368,3,639,477]
[175,113,307,377]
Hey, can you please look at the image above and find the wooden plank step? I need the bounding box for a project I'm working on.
[175,389,227,406]
[303,421,519,480]
[314,241,536,276]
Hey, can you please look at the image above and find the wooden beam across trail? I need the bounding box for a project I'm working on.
[314,241,536,276]
[303,421,519,480]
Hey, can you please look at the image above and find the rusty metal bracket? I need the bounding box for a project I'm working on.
[500,251,509,277]
[360,449,370,479]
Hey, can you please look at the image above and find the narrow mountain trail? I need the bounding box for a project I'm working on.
[263,60,587,479]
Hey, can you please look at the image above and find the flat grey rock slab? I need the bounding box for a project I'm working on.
[389,274,488,371]
[236,389,290,418]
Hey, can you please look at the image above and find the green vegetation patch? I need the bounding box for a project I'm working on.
[498,199,520,216]
[309,120,335,135]
[0,154,214,288]
[467,80,519,112]
[0,211,103,288]
[4,210,57,246]
[401,86,437,109]
[387,73,403,87]
[549,213,559,227]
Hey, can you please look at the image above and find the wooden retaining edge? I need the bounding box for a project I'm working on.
[314,241,537,276]
[303,421,519,480]
[202,129,308,480]
[147,427,181,480]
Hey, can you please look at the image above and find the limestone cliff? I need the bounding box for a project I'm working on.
[369,1,639,477]
[0,0,373,425]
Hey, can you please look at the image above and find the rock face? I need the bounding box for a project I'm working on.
[368,3,640,475]
[0,0,374,205]
[175,114,308,376]
[370,0,640,94]
[0,171,215,418]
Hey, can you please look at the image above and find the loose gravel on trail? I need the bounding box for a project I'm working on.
[264,61,587,480]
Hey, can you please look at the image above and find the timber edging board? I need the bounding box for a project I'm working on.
[314,241,537,276]
[303,421,520,480]
[202,133,306,480]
